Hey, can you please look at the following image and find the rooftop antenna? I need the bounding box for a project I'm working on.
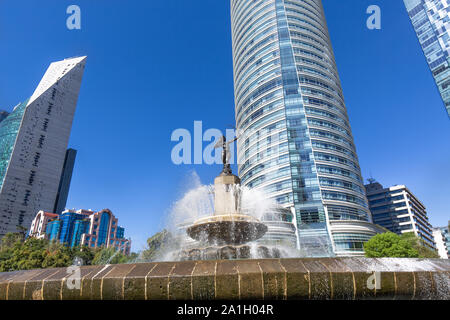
[367,171,376,184]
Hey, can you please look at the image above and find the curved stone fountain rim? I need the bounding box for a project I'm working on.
[193,213,262,224]
[0,257,448,300]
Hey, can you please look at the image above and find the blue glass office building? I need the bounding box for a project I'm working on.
[45,211,90,247]
[231,0,383,256]
[47,220,61,241]
[40,209,131,254]
[71,219,90,247]
[404,0,450,118]
[0,100,29,191]
[56,211,88,245]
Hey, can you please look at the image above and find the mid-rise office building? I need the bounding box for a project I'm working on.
[27,210,59,239]
[442,224,450,254]
[0,57,86,237]
[365,181,436,250]
[231,0,383,256]
[28,208,131,255]
[403,0,450,118]
[433,226,449,259]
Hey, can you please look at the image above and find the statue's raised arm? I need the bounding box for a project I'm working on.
[214,135,238,175]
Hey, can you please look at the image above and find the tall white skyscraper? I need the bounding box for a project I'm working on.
[230,0,383,256]
[0,56,87,237]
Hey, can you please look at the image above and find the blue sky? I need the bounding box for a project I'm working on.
[0,0,448,251]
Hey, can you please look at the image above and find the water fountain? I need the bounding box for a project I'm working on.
[176,135,286,260]
[180,171,284,260]
[0,136,448,300]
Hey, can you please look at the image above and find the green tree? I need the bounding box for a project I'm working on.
[127,252,139,263]
[0,234,98,272]
[42,243,73,268]
[400,232,440,259]
[92,247,130,265]
[364,232,419,258]
[0,232,136,272]
[0,232,23,251]
[16,225,28,241]
[0,237,50,272]
[141,229,172,261]
[71,245,96,265]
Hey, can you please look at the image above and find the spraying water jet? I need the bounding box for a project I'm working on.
[178,136,284,260]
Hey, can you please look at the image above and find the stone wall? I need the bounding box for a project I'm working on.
[0,258,449,300]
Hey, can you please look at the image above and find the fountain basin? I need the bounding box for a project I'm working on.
[180,244,282,261]
[186,214,268,245]
[0,258,448,300]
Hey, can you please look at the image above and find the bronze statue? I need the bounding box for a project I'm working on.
[214,135,237,175]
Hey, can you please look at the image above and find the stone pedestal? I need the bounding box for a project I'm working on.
[213,174,241,215]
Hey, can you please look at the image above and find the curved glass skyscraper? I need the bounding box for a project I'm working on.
[231,0,383,256]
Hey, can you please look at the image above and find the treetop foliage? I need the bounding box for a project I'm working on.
[364,232,439,258]
[0,232,136,272]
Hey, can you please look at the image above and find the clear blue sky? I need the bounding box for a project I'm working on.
[0,1,448,251]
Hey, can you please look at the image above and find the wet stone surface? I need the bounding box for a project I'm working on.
[180,245,281,261]
[0,258,448,300]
